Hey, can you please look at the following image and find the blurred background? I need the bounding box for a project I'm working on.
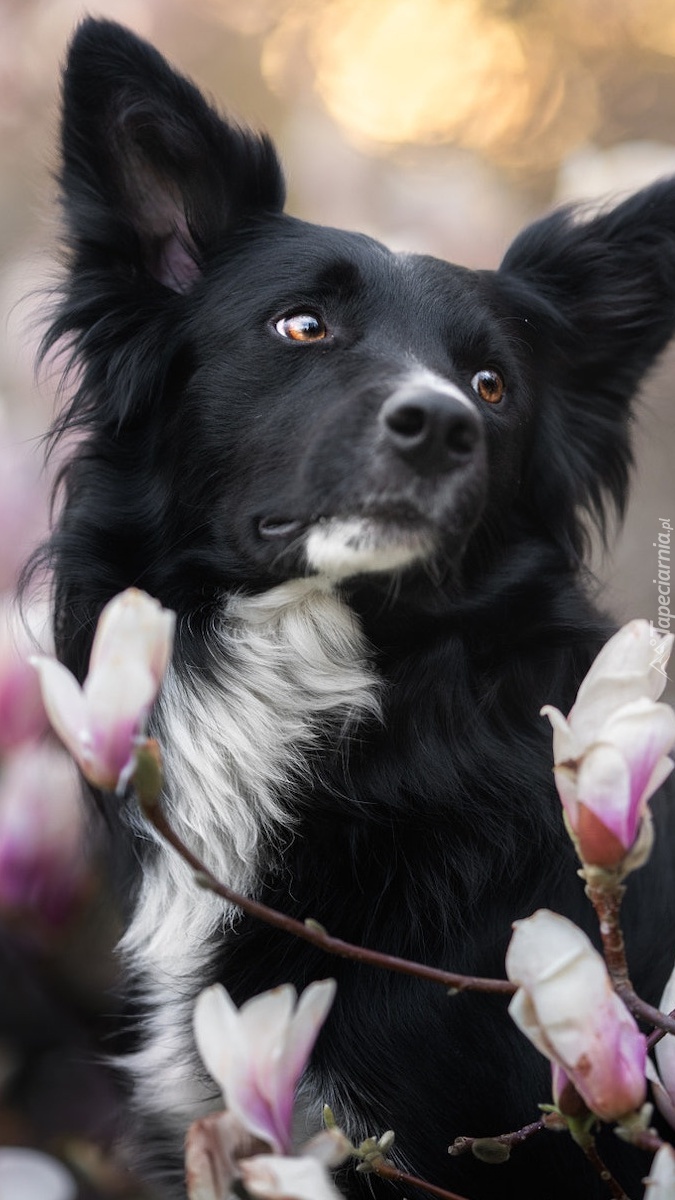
[0,1,674,1195]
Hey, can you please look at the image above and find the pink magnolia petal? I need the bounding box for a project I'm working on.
[30,657,89,762]
[272,980,337,1147]
[240,986,296,1088]
[572,1013,646,1121]
[0,652,48,750]
[81,658,156,787]
[601,700,675,810]
[642,756,675,804]
[278,979,337,1097]
[0,744,87,924]
[240,986,297,1152]
[575,744,632,849]
[506,911,646,1121]
[193,985,286,1153]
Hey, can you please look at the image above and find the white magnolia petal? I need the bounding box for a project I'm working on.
[647,1059,675,1133]
[84,655,157,726]
[90,589,175,685]
[193,984,244,1099]
[540,705,578,764]
[644,1143,675,1196]
[30,657,88,761]
[507,989,556,1063]
[577,621,662,700]
[506,911,603,992]
[571,623,673,746]
[655,964,675,1129]
[239,1153,344,1200]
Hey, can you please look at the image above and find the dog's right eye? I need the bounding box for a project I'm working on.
[274,312,327,342]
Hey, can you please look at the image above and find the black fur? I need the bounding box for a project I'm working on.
[37,18,675,1199]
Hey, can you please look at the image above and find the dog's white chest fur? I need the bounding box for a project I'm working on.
[119,579,379,1133]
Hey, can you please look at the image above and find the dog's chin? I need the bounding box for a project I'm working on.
[303,516,434,580]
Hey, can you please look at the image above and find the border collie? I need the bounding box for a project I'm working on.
[39,18,675,1199]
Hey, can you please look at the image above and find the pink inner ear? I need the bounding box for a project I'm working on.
[155,231,201,294]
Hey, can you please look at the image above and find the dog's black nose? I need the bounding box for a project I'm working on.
[380,389,481,475]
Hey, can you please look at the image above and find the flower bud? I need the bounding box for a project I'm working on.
[506,910,646,1122]
[32,589,175,791]
[542,620,675,871]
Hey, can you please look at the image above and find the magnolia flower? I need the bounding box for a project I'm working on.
[649,961,675,1131]
[0,597,49,751]
[541,620,675,869]
[0,743,87,925]
[185,1114,348,1200]
[193,979,337,1156]
[506,910,646,1122]
[644,1144,675,1197]
[32,589,175,790]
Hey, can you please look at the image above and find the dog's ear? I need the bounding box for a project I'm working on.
[59,19,285,293]
[497,179,675,554]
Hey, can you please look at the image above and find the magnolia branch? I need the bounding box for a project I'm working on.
[581,1138,631,1200]
[586,880,675,1037]
[136,777,515,997]
[449,1118,548,1159]
[369,1160,472,1200]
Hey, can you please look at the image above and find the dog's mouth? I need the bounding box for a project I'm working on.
[257,509,434,579]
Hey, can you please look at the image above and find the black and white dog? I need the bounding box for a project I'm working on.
[40,18,675,1199]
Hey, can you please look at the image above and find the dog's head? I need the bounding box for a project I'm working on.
[44,19,675,628]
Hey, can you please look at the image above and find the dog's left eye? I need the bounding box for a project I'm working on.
[274,312,327,342]
[471,369,505,404]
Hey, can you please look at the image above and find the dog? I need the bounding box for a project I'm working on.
[38,17,675,1199]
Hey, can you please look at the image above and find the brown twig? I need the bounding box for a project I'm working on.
[369,1160,472,1200]
[139,794,515,996]
[449,1118,547,1158]
[647,1011,675,1051]
[582,1138,632,1200]
[585,881,675,1037]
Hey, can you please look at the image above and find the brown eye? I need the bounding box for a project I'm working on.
[471,369,505,404]
[274,312,327,342]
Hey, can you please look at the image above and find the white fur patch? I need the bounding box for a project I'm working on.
[305,518,432,578]
[118,578,379,1136]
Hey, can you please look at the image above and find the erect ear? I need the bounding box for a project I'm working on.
[59,19,285,293]
[496,179,675,553]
